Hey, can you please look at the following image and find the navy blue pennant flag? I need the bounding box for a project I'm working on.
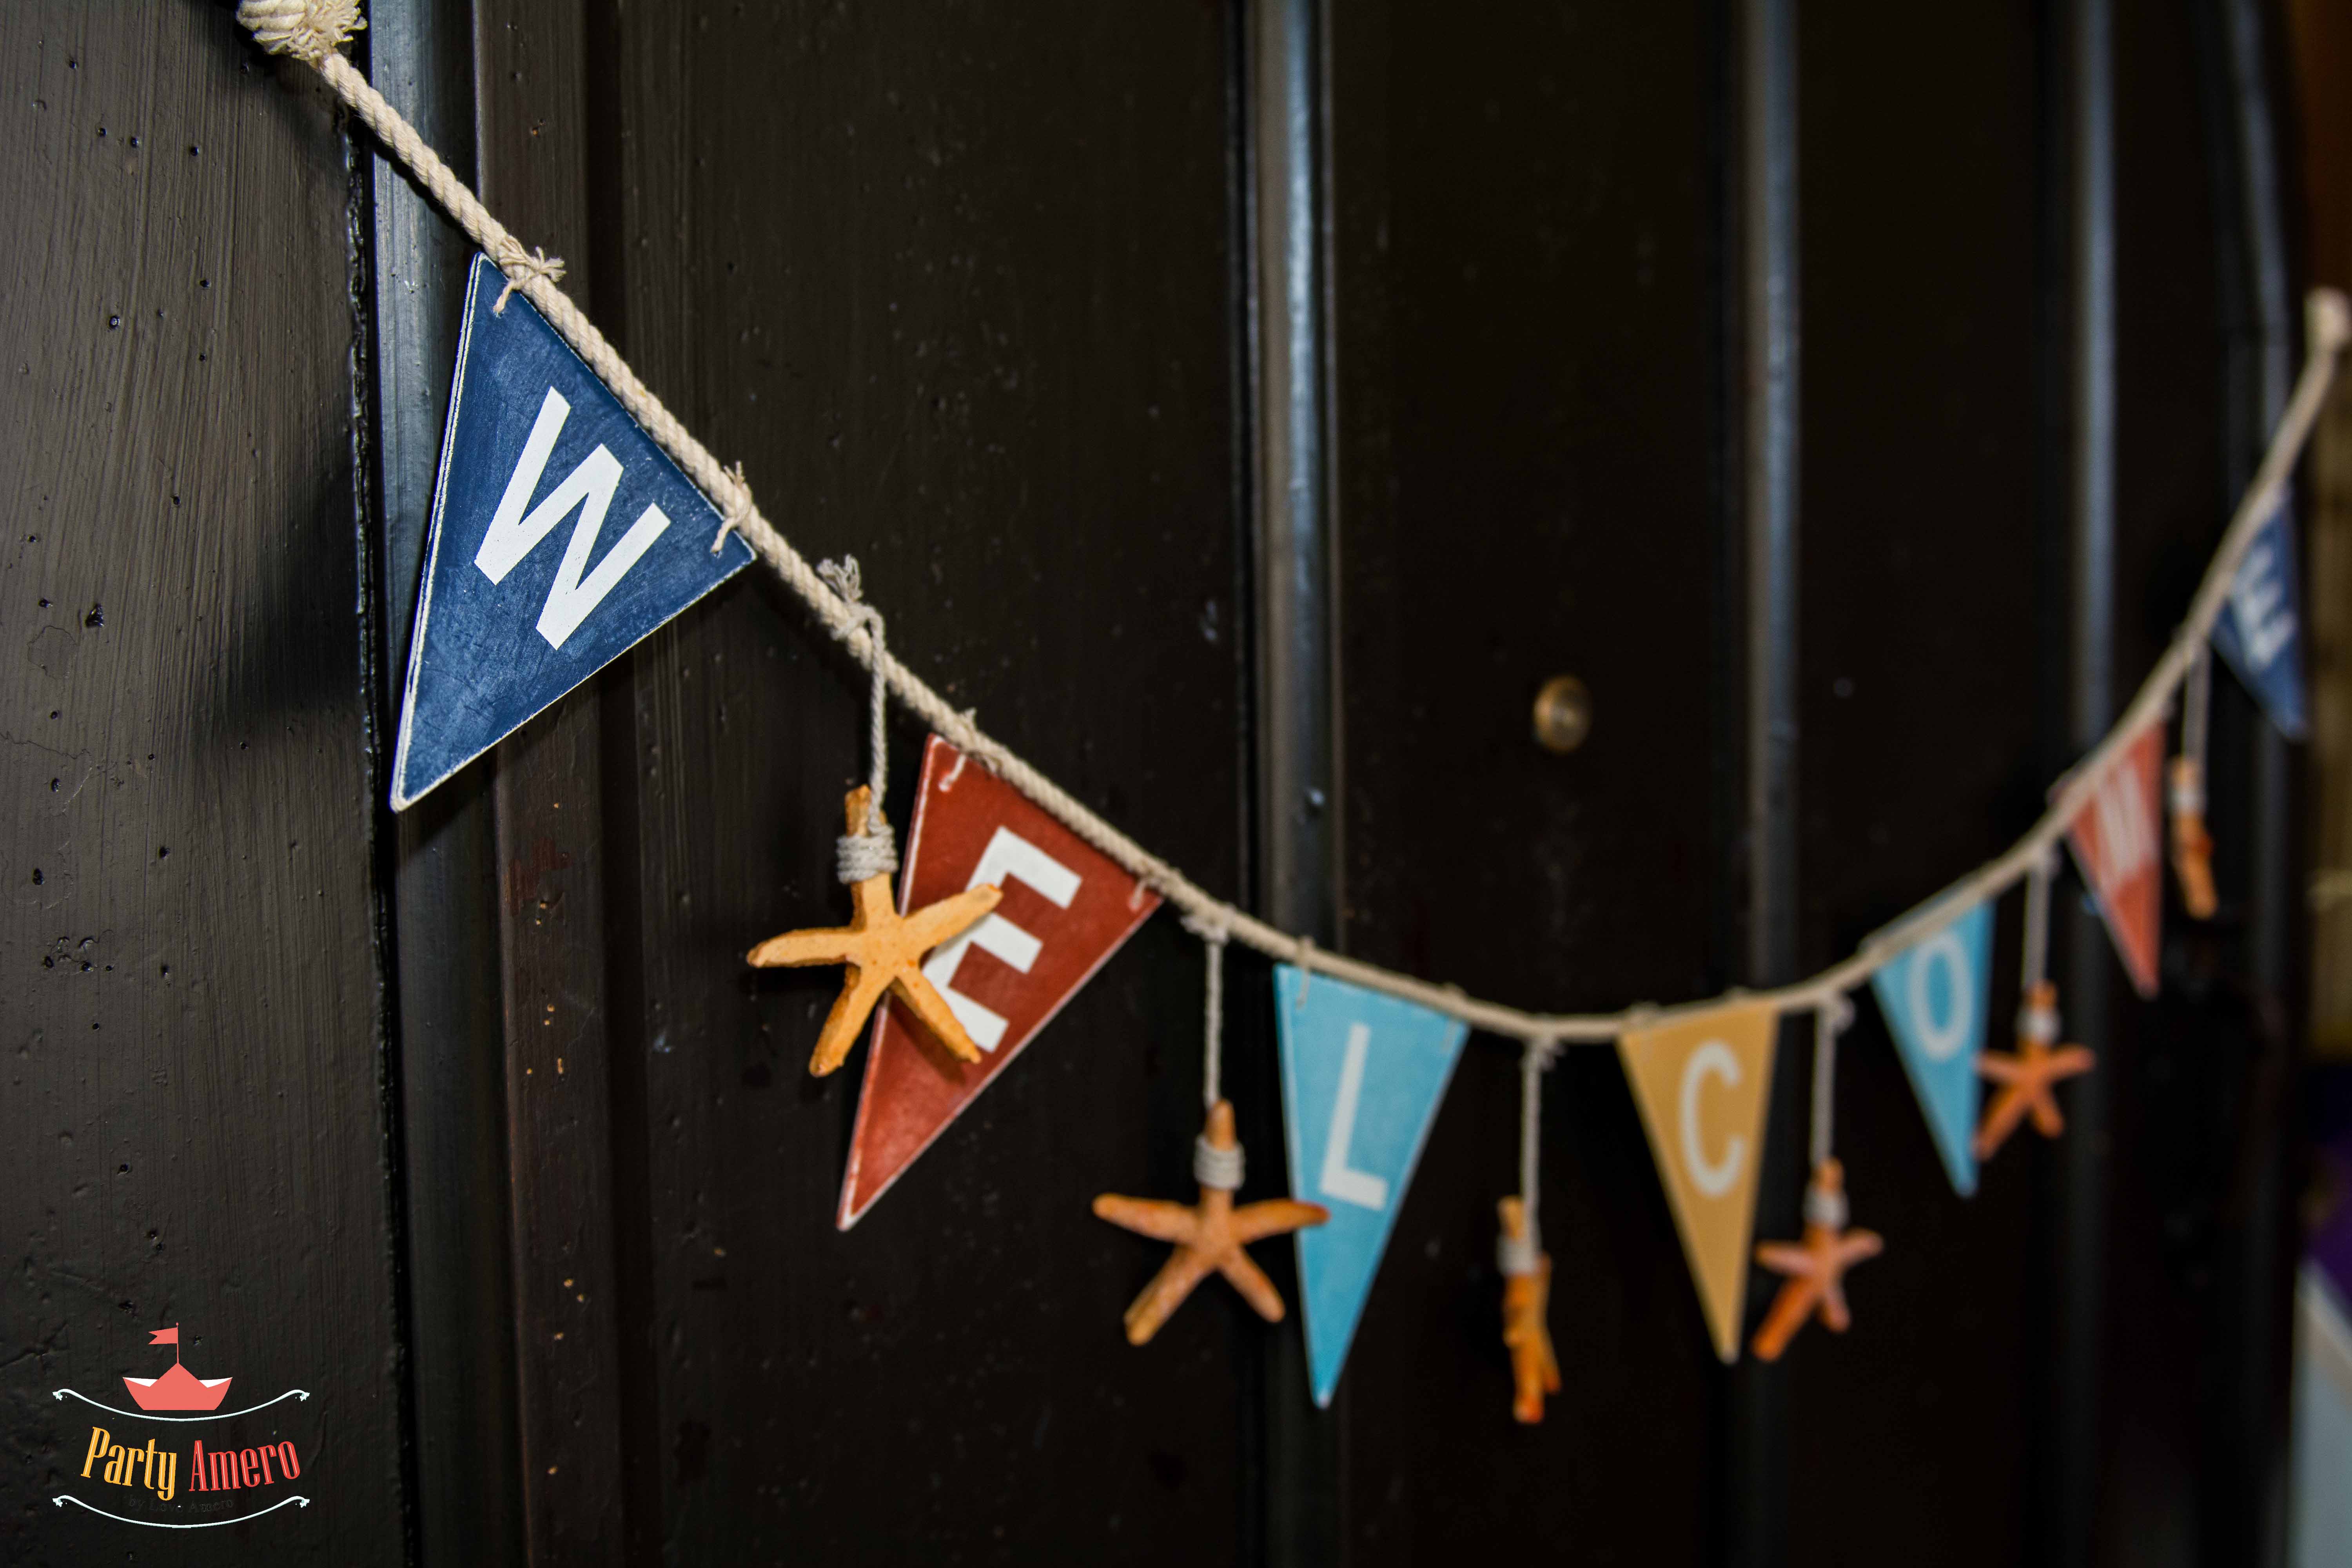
[2210,501,2308,739]
[390,255,755,809]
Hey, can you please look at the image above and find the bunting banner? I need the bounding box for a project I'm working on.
[2211,502,2308,738]
[1618,1002,1780,1363]
[1276,965,1468,1407]
[2066,722,2165,998]
[207,11,2352,1437]
[390,255,756,809]
[1869,900,1994,1196]
[838,736,1161,1228]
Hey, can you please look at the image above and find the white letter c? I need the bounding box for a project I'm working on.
[1679,1041,1744,1199]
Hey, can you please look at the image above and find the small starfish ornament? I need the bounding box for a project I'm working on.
[746,786,1002,1076]
[1750,1158,1883,1361]
[1973,979,2096,1160]
[2169,755,2217,919]
[1496,1197,1560,1424]
[1092,1100,1328,1345]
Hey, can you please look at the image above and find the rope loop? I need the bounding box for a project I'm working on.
[237,0,364,64]
[711,462,755,555]
[488,240,566,316]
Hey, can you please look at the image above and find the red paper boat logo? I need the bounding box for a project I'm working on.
[122,1325,230,1412]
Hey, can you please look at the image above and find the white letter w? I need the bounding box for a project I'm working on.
[474,387,672,650]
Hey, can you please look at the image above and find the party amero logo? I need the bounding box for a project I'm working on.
[48,1324,316,1530]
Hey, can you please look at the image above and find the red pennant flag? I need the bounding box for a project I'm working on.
[837,736,1160,1228]
[148,1327,178,1345]
[2066,722,2164,997]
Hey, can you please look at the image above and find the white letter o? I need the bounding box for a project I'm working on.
[1906,930,1975,1063]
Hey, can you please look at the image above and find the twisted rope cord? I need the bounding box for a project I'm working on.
[247,3,2352,1050]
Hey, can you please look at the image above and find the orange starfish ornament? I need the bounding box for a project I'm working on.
[2169,755,2217,919]
[1750,1159,1883,1361]
[746,786,1002,1076]
[1497,1197,1560,1424]
[1092,1100,1328,1345]
[1973,979,2096,1160]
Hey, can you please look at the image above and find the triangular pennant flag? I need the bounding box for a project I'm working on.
[837,736,1160,1227]
[2211,502,2308,738]
[391,254,755,808]
[1275,966,1467,1408]
[1617,1002,1779,1363]
[1869,899,1993,1196]
[2066,722,2164,998]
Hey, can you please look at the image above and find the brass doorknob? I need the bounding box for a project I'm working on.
[1532,675,1592,753]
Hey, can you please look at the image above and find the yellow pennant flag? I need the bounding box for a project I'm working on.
[1618,1001,1780,1362]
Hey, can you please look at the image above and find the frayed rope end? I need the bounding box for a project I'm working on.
[238,0,365,64]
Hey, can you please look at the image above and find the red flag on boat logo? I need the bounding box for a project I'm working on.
[147,1327,177,1346]
[837,735,1160,1228]
[2066,721,2164,997]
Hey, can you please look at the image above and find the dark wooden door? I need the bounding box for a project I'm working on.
[0,2,2313,1565]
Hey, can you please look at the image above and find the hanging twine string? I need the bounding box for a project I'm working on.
[1185,916,1232,1113]
[2016,845,2062,1054]
[242,1,2352,1052]
[1498,1037,1558,1277]
[2181,646,2212,779]
[2174,646,2212,827]
[817,558,897,884]
[1807,995,1853,1172]
[1183,916,1244,1189]
[2021,846,2056,994]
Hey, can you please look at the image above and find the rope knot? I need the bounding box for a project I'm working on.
[711,462,755,555]
[817,556,883,643]
[1181,913,1232,947]
[489,241,566,315]
[1819,992,1855,1036]
[237,0,364,63]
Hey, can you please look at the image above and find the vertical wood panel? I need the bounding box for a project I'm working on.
[599,4,1251,1560]
[368,0,527,1560]
[0,4,404,1562]
[472,1,627,1560]
[1326,5,1727,1561]
[1245,0,1344,1557]
[1788,4,2043,1563]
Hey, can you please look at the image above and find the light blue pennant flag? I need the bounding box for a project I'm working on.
[1869,898,1993,1196]
[1275,965,1468,1408]
[2210,503,2308,739]
[391,254,755,808]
